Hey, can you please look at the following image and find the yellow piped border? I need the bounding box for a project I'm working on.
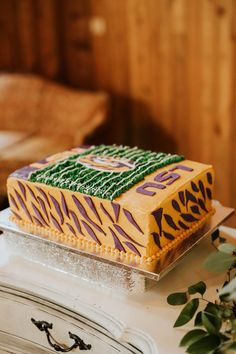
[10,209,214,265]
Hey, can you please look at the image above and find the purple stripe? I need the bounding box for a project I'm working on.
[206,188,212,200]
[109,227,126,252]
[66,222,77,237]
[69,210,84,235]
[12,210,22,220]
[26,185,38,202]
[9,194,19,210]
[199,180,206,200]
[50,212,63,233]
[100,203,114,223]
[61,192,69,217]
[17,181,27,200]
[123,209,143,234]
[14,189,33,222]
[32,216,44,227]
[37,197,50,222]
[84,196,102,224]
[152,208,163,236]
[113,224,144,247]
[178,220,189,230]
[163,214,180,231]
[181,213,199,222]
[72,195,106,235]
[198,198,208,212]
[49,194,64,225]
[111,202,120,222]
[81,220,101,245]
[163,231,175,240]
[31,202,49,226]
[36,187,51,208]
[207,172,213,185]
[124,242,141,257]
[179,191,185,206]
[152,232,162,249]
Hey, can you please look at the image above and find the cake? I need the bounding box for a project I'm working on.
[7,144,214,264]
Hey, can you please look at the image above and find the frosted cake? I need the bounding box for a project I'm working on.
[7,145,214,263]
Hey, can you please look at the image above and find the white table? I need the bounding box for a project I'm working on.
[0,225,234,354]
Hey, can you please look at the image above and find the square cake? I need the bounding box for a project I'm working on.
[7,144,214,263]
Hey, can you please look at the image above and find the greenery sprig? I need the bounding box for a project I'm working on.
[167,229,236,354]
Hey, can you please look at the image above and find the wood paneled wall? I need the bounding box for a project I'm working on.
[0,0,235,221]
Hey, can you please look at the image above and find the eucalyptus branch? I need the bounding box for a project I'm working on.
[167,228,236,354]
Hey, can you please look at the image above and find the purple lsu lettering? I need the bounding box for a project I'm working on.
[136,164,193,196]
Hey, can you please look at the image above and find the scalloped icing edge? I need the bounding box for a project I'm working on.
[10,208,215,265]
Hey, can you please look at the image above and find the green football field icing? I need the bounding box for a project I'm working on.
[29,145,184,200]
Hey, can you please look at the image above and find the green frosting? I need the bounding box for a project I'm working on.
[29,145,184,200]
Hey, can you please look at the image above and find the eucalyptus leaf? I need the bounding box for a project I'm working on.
[194,311,203,327]
[188,281,206,296]
[186,334,221,354]
[218,243,236,254]
[167,292,188,305]
[180,329,207,347]
[204,251,235,272]
[201,312,222,334]
[174,299,199,327]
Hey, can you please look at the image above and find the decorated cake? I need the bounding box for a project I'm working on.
[7,144,214,263]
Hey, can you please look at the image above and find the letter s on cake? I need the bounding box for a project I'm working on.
[7,145,214,263]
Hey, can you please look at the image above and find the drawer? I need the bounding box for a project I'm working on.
[0,284,142,354]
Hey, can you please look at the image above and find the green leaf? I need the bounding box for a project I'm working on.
[180,329,207,347]
[201,312,222,334]
[194,311,203,327]
[174,298,199,327]
[167,292,188,305]
[204,251,235,272]
[218,243,236,254]
[186,334,221,354]
[204,303,221,317]
[188,281,206,296]
[211,229,220,242]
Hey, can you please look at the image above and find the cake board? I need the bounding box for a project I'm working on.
[0,201,234,294]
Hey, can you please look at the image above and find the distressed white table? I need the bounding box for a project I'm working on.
[0,225,234,354]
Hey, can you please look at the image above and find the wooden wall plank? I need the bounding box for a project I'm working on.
[34,0,60,79]
[90,0,131,144]
[211,0,233,206]
[57,0,92,88]
[14,0,37,72]
[0,0,17,70]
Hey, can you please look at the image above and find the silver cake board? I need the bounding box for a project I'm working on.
[0,201,234,294]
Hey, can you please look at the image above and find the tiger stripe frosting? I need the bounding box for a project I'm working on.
[7,145,214,262]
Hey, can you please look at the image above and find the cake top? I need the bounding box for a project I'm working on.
[28,144,184,200]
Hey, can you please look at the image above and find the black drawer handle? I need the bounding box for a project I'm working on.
[31,318,92,352]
